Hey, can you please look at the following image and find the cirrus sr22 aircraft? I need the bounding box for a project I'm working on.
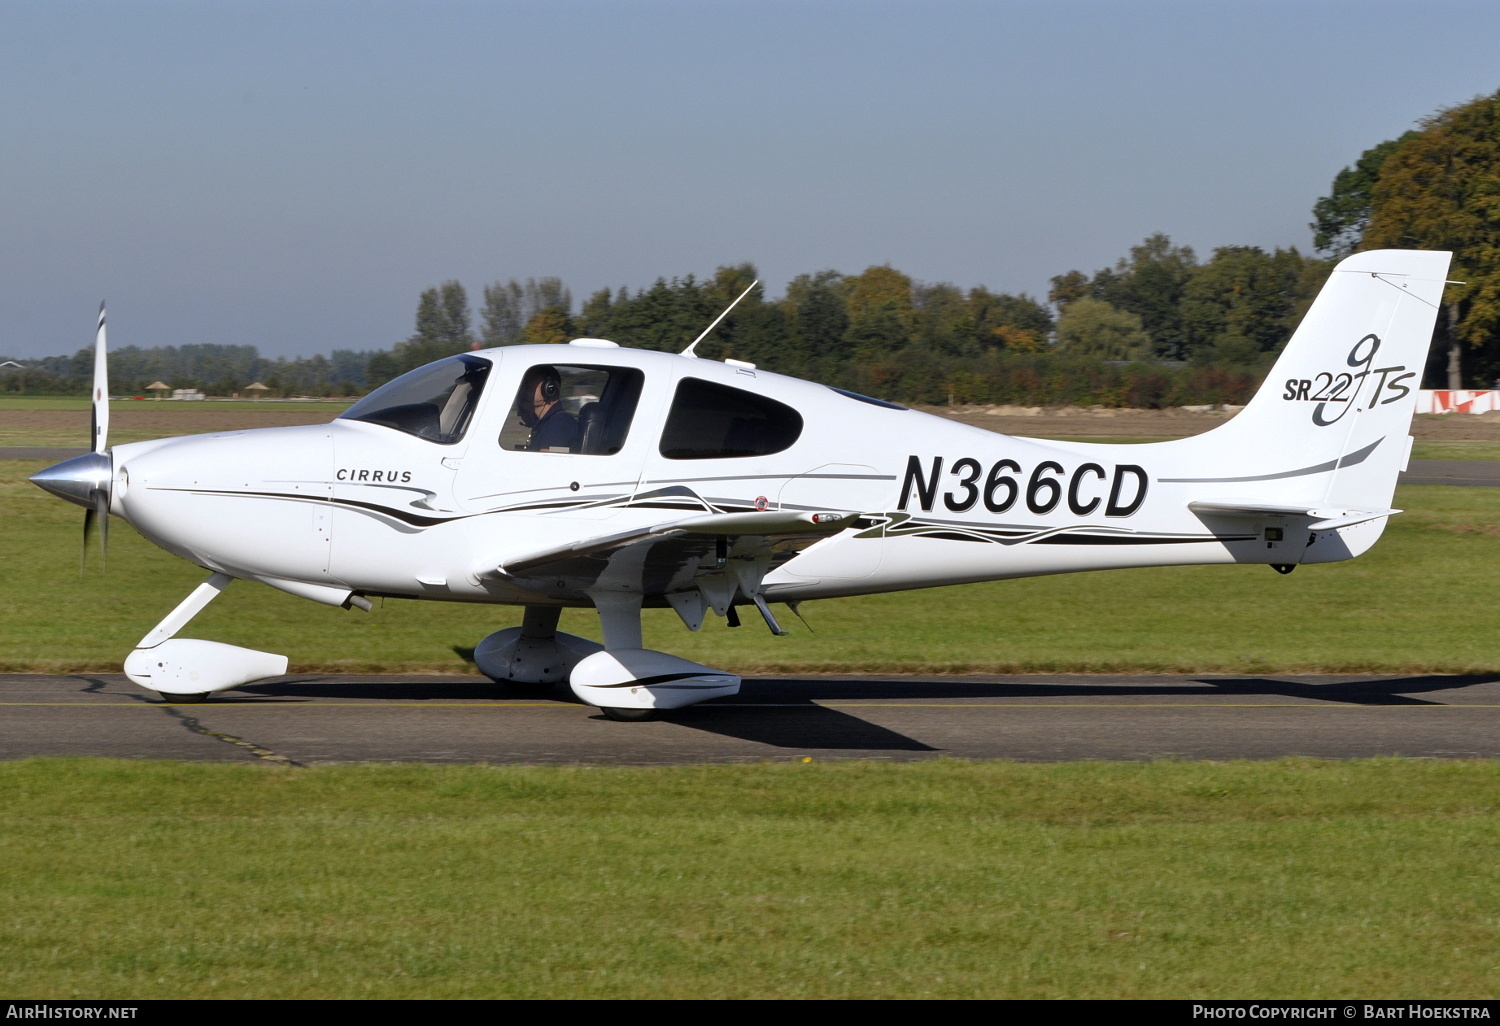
[31,249,1449,719]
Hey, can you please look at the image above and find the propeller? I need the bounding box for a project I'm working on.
[27,303,114,561]
[81,303,111,570]
[28,303,115,563]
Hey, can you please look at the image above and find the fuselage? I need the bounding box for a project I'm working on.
[106,341,1368,611]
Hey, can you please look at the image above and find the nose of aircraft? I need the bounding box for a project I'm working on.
[29,451,112,510]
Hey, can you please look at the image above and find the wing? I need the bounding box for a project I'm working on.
[477,508,860,628]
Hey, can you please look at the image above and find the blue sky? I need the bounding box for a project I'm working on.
[2,0,1498,358]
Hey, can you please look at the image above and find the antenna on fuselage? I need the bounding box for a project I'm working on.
[681,279,759,359]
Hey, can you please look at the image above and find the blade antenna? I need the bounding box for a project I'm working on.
[681,280,759,359]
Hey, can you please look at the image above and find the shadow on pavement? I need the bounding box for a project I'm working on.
[725,674,1500,707]
[218,672,1500,708]
[669,705,937,751]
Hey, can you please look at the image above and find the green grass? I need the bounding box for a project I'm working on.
[1,758,1495,998]
[1017,437,1500,459]
[2,459,1498,673]
[0,397,350,411]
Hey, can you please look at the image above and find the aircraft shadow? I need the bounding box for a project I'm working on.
[206,672,1497,752]
[237,677,521,701]
[231,675,935,750]
[667,704,937,751]
[731,674,1500,707]
[229,672,1500,706]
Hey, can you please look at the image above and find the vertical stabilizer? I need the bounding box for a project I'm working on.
[1181,249,1450,514]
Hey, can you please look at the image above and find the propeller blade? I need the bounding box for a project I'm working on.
[80,487,109,573]
[82,504,95,574]
[95,489,109,570]
[91,302,109,453]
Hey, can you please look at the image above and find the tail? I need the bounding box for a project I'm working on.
[1163,249,1450,560]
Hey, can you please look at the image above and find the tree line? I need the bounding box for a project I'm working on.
[7,85,1499,403]
[0,344,373,398]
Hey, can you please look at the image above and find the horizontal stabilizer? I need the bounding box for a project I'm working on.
[1188,500,1400,532]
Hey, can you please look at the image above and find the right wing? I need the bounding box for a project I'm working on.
[475,508,861,626]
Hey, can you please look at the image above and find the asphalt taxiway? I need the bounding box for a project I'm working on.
[4,672,1499,765]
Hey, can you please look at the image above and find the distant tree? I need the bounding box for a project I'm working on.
[1049,235,1196,359]
[700,263,792,368]
[1310,132,1419,258]
[479,280,524,346]
[1053,297,1151,360]
[912,282,972,355]
[576,286,628,340]
[521,307,573,345]
[1091,234,1198,359]
[480,277,571,347]
[329,349,374,387]
[1363,90,1500,387]
[991,324,1043,352]
[367,280,475,384]
[417,281,473,348]
[972,289,1054,340]
[1179,246,1325,364]
[844,265,914,358]
[526,277,572,319]
[784,271,850,373]
[597,276,715,352]
[1048,269,1090,309]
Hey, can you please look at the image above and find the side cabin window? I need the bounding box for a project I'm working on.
[498,364,644,455]
[659,378,803,460]
[340,354,490,445]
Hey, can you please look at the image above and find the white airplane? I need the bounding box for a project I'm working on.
[31,249,1450,719]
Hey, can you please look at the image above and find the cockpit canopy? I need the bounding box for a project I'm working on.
[340,355,490,445]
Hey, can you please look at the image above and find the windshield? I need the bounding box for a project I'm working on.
[340,355,491,444]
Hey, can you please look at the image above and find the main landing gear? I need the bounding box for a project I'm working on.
[473,594,741,720]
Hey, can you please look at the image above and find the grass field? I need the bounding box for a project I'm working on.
[0,758,1495,998]
[0,397,352,411]
[933,435,1500,460]
[5,411,1499,1001]
[2,458,1498,673]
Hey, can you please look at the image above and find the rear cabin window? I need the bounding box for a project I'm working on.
[659,378,803,460]
[498,364,644,455]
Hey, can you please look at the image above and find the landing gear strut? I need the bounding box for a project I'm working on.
[569,590,741,717]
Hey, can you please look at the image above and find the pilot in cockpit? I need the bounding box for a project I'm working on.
[518,366,578,452]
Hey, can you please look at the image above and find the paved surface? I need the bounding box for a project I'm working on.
[1399,459,1500,487]
[4,673,1499,765]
